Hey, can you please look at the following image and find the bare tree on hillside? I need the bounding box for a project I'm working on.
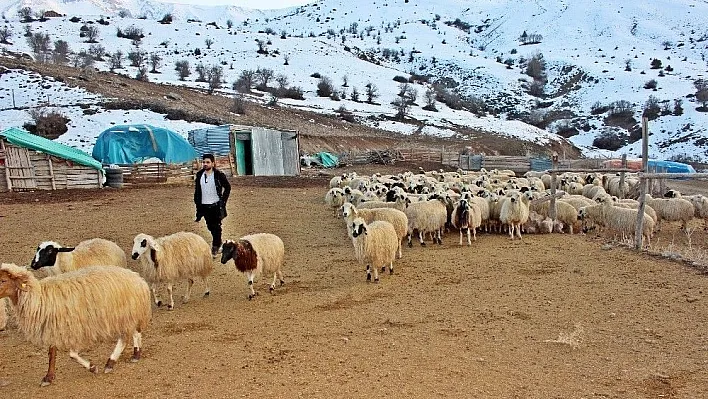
[0,26,12,44]
[109,50,123,71]
[207,65,223,93]
[85,25,99,43]
[254,67,274,90]
[365,82,379,104]
[52,40,70,64]
[175,60,190,80]
[205,38,214,49]
[149,53,162,73]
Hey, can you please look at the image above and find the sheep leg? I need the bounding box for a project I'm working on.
[459,229,463,245]
[104,338,126,373]
[388,261,394,275]
[418,231,425,246]
[373,266,379,282]
[407,233,413,248]
[270,272,278,292]
[40,346,57,387]
[69,350,98,374]
[247,272,257,300]
[516,224,523,240]
[366,265,372,281]
[472,227,477,242]
[166,283,174,310]
[508,224,515,240]
[131,330,142,362]
[183,278,194,303]
[437,229,443,245]
[467,227,472,246]
[397,241,402,259]
[203,276,211,297]
[151,283,162,307]
[277,269,285,286]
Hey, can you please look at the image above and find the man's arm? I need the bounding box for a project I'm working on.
[219,171,231,204]
[194,170,201,205]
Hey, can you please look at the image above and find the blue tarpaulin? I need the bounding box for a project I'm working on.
[92,125,198,164]
[647,160,696,174]
[317,152,339,168]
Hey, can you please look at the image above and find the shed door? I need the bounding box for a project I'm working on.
[281,131,300,176]
[5,144,37,190]
[251,128,284,176]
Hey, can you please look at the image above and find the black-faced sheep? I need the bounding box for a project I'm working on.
[220,233,285,300]
[0,263,151,386]
[342,202,408,259]
[325,188,347,217]
[500,191,530,240]
[452,199,482,245]
[30,238,127,275]
[131,232,213,310]
[350,218,399,281]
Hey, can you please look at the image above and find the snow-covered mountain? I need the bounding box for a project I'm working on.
[0,0,707,161]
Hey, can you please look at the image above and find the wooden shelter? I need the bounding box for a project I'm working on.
[0,128,104,192]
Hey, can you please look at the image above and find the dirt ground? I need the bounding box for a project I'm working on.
[1,169,707,398]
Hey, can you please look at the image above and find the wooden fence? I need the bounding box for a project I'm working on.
[109,154,236,185]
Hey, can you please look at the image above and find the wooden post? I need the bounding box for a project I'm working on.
[618,153,627,199]
[634,117,649,250]
[46,154,56,190]
[549,152,559,221]
[0,140,11,191]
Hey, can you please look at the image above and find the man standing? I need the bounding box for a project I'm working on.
[194,153,231,257]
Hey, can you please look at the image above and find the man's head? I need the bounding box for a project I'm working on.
[202,153,215,171]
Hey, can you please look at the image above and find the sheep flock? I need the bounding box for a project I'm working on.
[1,165,705,389]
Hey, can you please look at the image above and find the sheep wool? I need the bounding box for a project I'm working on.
[342,202,408,259]
[220,233,285,300]
[500,192,530,240]
[350,218,399,281]
[132,232,213,310]
[0,263,151,386]
[0,297,8,331]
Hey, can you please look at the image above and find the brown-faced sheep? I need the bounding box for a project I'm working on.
[341,202,408,259]
[131,232,213,310]
[30,238,127,275]
[0,263,151,386]
[220,233,285,300]
[350,218,399,281]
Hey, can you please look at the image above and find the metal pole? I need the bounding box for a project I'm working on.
[12,89,15,109]
[634,117,649,250]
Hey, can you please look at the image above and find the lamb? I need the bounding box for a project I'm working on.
[0,263,151,386]
[578,204,654,245]
[220,233,285,300]
[349,218,399,282]
[30,238,127,275]
[131,232,213,310]
[452,198,482,245]
[404,198,447,246]
[500,191,529,240]
[341,202,407,259]
[529,198,580,234]
[325,187,347,217]
[643,194,695,231]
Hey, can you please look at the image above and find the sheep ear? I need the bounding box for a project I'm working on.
[57,247,75,253]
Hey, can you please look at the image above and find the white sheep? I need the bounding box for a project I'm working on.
[404,198,447,246]
[30,238,127,275]
[0,263,151,386]
[452,198,482,245]
[644,194,695,231]
[131,232,213,310]
[578,203,654,245]
[530,197,580,234]
[220,233,285,300]
[350,218,399,281]
[685,194,708,229]
[325,187,347,217]
[342,202,408,259]
[500,191,530,239]
[358,196,409,212]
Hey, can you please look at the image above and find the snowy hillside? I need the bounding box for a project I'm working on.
[0,0,707,161]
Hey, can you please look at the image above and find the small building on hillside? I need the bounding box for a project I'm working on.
[188,124,300,176]
[0,127,104,192]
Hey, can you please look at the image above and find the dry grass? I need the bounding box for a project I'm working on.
[544,323,584,349]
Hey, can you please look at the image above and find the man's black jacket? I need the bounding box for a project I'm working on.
[194,168,231,218]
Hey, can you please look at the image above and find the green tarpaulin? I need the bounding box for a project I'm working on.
[316,152,339,168]
[1,127,104,171]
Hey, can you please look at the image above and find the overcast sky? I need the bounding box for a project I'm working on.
[159,0,314,10]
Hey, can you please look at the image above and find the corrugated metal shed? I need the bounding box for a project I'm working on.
[188,125,300,176]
